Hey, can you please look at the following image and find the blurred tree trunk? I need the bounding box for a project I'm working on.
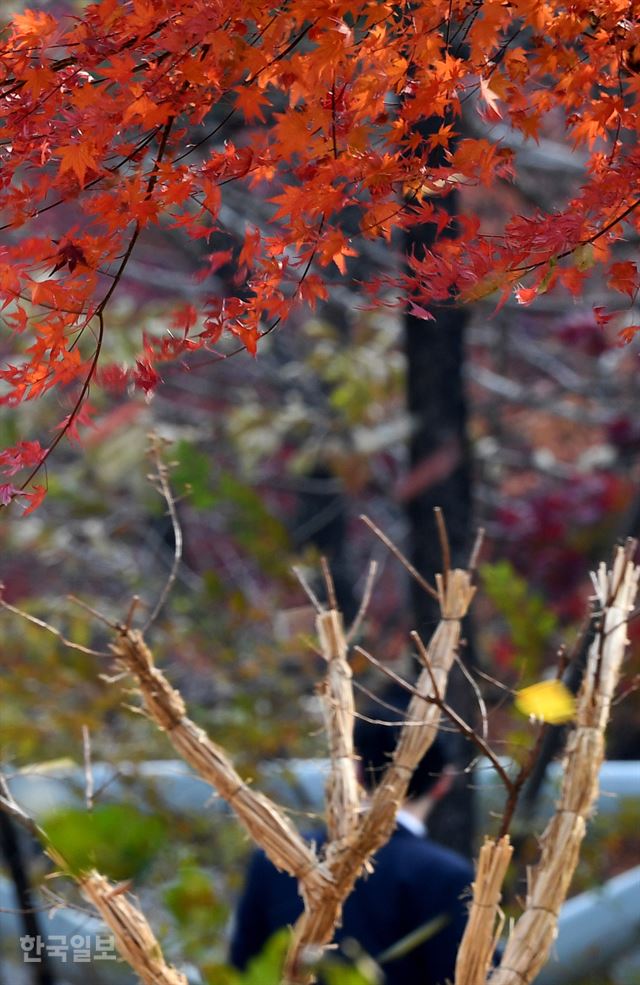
[403,194,477,858]
[0,811,55,985]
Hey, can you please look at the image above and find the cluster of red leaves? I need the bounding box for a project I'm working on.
[2,0,640,502]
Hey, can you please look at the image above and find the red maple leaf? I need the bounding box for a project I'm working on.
[133,359,162,394]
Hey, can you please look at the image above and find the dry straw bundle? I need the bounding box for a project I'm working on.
[455,547,639,985]
[80,871,189,985]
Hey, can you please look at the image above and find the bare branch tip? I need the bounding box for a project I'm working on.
[359,514,438,600]
[434,507,451,579]
[292,566,324,613]
[320,557,338,610]
[346,559,378,643]
[468,527,486,573]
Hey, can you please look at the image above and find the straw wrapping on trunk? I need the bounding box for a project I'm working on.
[111,630,332,898]
[484,550,638,985]
[455,837,513,985]
[282,569,476,985]
[318,609,361,852]
[80,871,189,985]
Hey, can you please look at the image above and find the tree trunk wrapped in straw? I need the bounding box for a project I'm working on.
[455,837,513,985]
[455,548,639,985]
[357,570,475,859]
[2,563,471,985]
[282,569,476,985]
[111,630,332,901]
[318,608,361,854]
[80,871,188,985]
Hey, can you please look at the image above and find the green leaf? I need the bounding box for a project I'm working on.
[43,804,166,880]
[173,440,217,509]
[481,560,558,674]
[239,928,291,985]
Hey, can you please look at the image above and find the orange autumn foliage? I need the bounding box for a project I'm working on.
[2,0,640,507]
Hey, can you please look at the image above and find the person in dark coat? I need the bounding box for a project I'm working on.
[229,688,474,985]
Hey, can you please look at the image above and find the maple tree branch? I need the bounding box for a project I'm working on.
[14,119,175,497]
[434,506,451,588]
[172,106,236,164]
[0,15,177,94]
[176,211,325,369]
[246,20,316,84]
[170,16,314,166]
[0,126,163,233]
[512,195,640,276]
[18,311,104,494]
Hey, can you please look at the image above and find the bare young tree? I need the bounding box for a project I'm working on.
[1,503,637,985]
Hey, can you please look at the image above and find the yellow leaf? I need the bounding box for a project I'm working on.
[515,680,576,725]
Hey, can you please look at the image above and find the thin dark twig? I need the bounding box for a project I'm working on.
[354,645,420,698]
[352,680,461,736]
[511,196,640,275]
[612,673,640,707]
[475,666,517,695]
[352,679,419,719]
[455,653,489,744]
[436,700,514,798]
[498,722,548,839]
[67,594,119,630]
[355,645,514,795]
[172,106,236,164]
[330,72,339,160]
[444,0,454,46]
[15,119,175,496]
[124,595,141,632]
[320,557,338,611]
[360,514,439,600]
[434,507,451,586]
[410,631,442,703]
[18,309,105,493]
[0,592,108,655]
